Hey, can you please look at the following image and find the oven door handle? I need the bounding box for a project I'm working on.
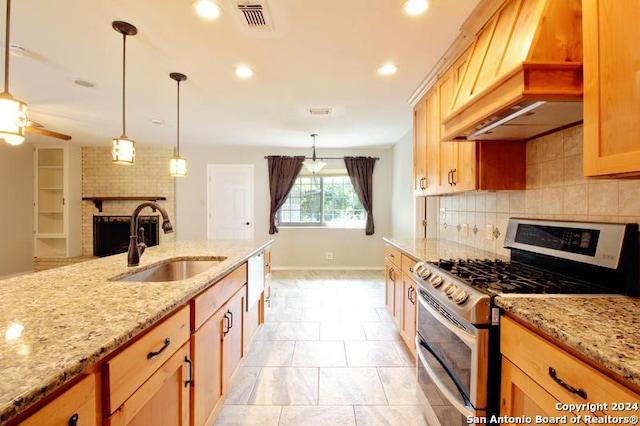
[417,290,476,348]
[416,336,475,417]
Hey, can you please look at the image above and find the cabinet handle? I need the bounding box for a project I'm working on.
[228,309,234,329]
[419,177,426,190]
[68,413,79,426]
[184,356,193,388]
[451,168,457,186]
[147,338,171,359]
[265,296,271,307]
[447,169,453,186]
[223,313,231,336]
[548,367,587,399]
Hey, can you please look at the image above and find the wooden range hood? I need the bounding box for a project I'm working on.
[442,0,583,141]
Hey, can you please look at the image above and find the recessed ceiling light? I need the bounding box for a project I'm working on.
[235,65,253,78]
[378,63,398,76]
[403,0,429,15]
[193,0,222,19]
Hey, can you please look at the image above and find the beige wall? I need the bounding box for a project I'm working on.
[391,130,418,239]
[435,124,640,257]
[176,144,393,269]
[0,143,34,277]
[81,147,176,257]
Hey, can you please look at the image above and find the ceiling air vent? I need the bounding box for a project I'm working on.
[234,1,274,31]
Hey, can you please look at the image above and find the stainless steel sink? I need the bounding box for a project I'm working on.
[115,257,227,282]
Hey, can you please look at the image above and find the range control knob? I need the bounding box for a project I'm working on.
[453,289,470,304]
[444,283,458,297]
[413,262,425,275]
[419,268,432,279]
[430,275,443,287]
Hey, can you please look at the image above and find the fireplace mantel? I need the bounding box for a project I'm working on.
[82,196,167,212]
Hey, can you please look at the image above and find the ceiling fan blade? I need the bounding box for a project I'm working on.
[26,126,72,141]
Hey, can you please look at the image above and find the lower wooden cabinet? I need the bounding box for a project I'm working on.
[105,343,192,426]
[501,316,640,419]
[400,273,417,357]
[384,244,418,357]
[501,357,564,419]
[19,374,97,426]
[191,285,245,426]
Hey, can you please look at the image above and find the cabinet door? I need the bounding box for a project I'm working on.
[20,374,97,426]
[384,261,395,316]
[583,0,640,177]
[400,274,417,356]
[424,89,439,195]
[191,308,225,426]
[106,343,191,426]
[223,287,245,392]
[262,248,272,318]
[393,272,403,328]
[500,358,562,418]
[413,97,428,191]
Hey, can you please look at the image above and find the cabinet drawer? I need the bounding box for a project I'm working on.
[192,263,247,330]
[20,374,96,426]
[103,305,190,414]
[501,316,640,415]
[401,253,417,276]
[384,245,401,266]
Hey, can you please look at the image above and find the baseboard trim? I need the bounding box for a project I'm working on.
[272,266,384,271]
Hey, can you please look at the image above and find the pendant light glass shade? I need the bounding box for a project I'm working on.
[112,137,136,164]
[1,0,27,146]
[169,72,187,177]
[302,133,326,174]
[112,21,137,165]
[170,156,187,176]
[0,94,27,145]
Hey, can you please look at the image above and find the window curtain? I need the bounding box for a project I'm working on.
[344,156,377,235]
[267,155,305,234]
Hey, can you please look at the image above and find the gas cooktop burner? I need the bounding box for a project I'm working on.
[428,258,610,295]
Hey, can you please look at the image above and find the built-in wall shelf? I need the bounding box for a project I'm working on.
[83,196,167,212]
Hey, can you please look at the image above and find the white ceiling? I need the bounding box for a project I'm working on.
[6,0,479,149]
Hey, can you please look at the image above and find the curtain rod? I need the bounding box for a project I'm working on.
[264,156,380,160]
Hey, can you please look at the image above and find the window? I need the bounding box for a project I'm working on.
[278,174,365,227]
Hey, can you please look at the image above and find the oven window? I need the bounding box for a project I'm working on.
[417,300,472,399]
[417,340,470,425]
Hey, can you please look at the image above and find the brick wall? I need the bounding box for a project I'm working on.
[81,146,176,257]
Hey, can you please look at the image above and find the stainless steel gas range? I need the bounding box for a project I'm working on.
[412,218,640,425]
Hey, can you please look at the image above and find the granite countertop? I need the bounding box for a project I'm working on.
[0,239,272,424]
[383,237,508,262]
[496,296,640,390]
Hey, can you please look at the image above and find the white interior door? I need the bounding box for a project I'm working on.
[207,165,254,240]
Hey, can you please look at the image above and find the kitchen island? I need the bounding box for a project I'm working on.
[0,239,272,424]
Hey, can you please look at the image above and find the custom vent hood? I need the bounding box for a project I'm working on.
[442,0,583,141]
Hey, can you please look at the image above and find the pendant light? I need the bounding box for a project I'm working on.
[0,0,27,145]
[169,72,187,177]
[303,133,326,174]
[111,21,137,165]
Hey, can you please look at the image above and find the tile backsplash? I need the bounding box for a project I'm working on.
[436,125,640,257]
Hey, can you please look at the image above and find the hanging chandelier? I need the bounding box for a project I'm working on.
[303,133,326,174]
[111,21,137,165]
[169,72,187,177]
[0,0,27,146]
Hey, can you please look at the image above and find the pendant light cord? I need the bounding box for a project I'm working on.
[176,79,180,156]
[3,0,11,94]
[121,32,127,138]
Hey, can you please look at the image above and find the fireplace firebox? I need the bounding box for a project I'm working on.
[93,215,159,257]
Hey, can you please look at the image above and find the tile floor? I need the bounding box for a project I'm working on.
[213,270,427,426]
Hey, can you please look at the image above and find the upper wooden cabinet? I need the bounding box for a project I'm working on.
[412,46,526,196]
[583,0,640,177]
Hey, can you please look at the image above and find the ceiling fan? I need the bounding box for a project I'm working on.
[25,120,72,141]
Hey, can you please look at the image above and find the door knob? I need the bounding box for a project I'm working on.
[245,222,250,225]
